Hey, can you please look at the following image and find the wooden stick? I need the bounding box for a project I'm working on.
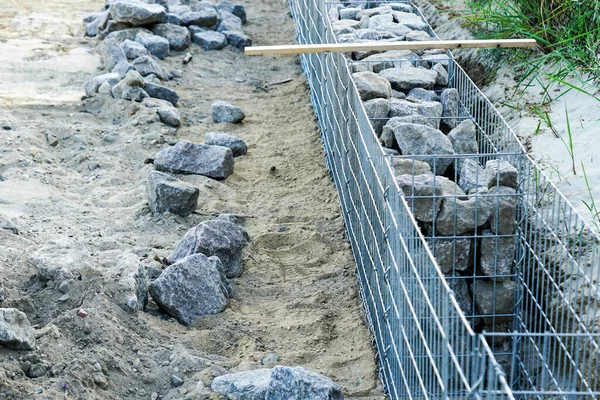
[245,39,537,56]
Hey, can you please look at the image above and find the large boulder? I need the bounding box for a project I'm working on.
[0,308,36,350]
[266,366,343,400]
[153,141,234,179]
[205,132,247,157]
[148,254,230,325]
[28,237,93,281]
[211,101,245,123]
[211,369,272,400]
[109,0,167,26]
[379,66,437,91]
[352,71,392,101]
[152,23,191,51]
[169,219,246,278]
[391,123,455,174]
[135,31,170,59]
[107,253,148,311]
[147,171,200,216]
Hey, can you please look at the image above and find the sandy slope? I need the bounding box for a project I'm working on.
[0,0,384,398]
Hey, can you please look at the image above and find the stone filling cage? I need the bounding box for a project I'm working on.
[287,0,600,398]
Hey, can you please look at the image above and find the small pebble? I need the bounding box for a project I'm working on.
[2,123,12,130]
[58,281,70,294]
[77,309,88,318]
[171,375,183,387]
[276,225,288,232]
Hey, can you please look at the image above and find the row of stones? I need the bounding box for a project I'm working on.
[330,2,519,331]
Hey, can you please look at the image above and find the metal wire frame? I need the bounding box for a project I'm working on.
[288,0,600,398]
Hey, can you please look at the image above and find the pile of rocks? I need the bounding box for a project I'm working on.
[331,3,520,332]
[83,0,251,127]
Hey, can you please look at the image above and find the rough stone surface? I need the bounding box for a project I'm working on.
[153,141,234,179]
[28,237,93,281]
[332,19,361,35]
[181,9,218,27]
[444,275,478,326]
[392,158,431,176]
[340,8,361,20]
[111,60,134,78]
[148,254,230,325]
[193,31,227,50]
[108,253,148,311]
[440,88,459,130]
[266,366,343,400]
[380,125,396,149]
[387,114,431,129]
[458,158,486,194]
[368,14,412,38]
[0,308,36,350]
[405,30,433,41]
[388,99,442,129]
[112,70,148,101]
[396,174,444,222]
[132,55,166,79]
[480,228,515,280]
[211,369,271,400]
[144,97,181,126]
[407,88,439,102]
[428,238,471,273]
[121,39,148,59]
[391,123,455,173]
[487,186,517,235]
[152,23,191,51]
[485,159,518,189]
[448,120,478,156]
[212,101,245,123]
[84,73,120,97]
[135,31,170,59]
[217,10,242,32]
[223,31,252,49]
[379,66,437,91]
[143,82,179,106]
[473,279,516,316]
[436,187,492,235]
[101,37,128,71]
[363,98,390,137]
[168,219,246,278]
[359,50,419,73]
[205,132,247,157]
[432,63,448,86]
[216,1,246,23]
[147,170,200,216]
[353,71,391,101]
[105,27,153,43]
[392,11,428,31]
[109,0,167,26]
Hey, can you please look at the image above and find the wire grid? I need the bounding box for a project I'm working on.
[287,0,600,398]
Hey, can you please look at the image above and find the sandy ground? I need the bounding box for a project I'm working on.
[0,0,385,399]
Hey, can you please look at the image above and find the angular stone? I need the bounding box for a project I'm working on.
[148,254,230,325]
[386,114,431,129]
[355,28,395,41]
[84,72,120,98]
[181,8,218,27]
[380,125,396,149]
[368,14,412,38]
[392,158,430,176]
[363,98,390,137]
[391,123,455,173]
[356,5,393,20]
[86,10,111,37]
[108,253,148,311]
[152,23,191,51]
[162,12,182,25]
[266,366,343,400]
[392,11,428,31]
[217,10,242,32]
[480,228,515,280]
[332,19,361,35]
[105,27,153,43]
[0,308,35,350]
[436,187,492,236]
[212,369,271,400]
[132,55,166,79]
[222,31,252,49]
[144,97,181,126]
[485,159,518,189]
[458,158,486,194]
[359,50,419,73]
[380,66,437,91]
[396,174,444,222]
[28,237,93,281]
[448,119,477,156]
[169,219,246,278]
[420,53,451,68]
[444,274,476,323]
[135,32,170,59]
[216,1,246,23]
[388,99,442,129]
[473,279,516,316]
[112,71,149,101]
[205,132,247,157]
[111,60,134,78]
[153,141,234,179]
[352,71,391,101]
[487,186,517,235]
[193,31,227,50]
[432,63,448,86]
[147,170,200,216]
[143,82,179,105]
[121,39,147,59]
[428,238,471,273]
[212,101,245,123]
[339,7,360,20]
[101,37,127,71]
[407,88,439,102]
[440,88,459,130]
[405,30,433,41]
[109,0,166,26]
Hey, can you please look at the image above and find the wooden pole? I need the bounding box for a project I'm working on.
[244,39,537,56]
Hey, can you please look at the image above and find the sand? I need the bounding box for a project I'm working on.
[0,0,385,398]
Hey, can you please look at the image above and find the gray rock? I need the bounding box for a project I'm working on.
[458,158,486,193]
[405,30,433,41]
[111,59,134,78]
[436,187,492,235]
[337,33,358,44]
[427,238,471,273]
[162,12,182,25]
[363,98,390,137]
[388,99,442,129]
[432,63,448,86]
[153,141,234,179]
[109,0,166,26]
[105,27,153,43]
[108,253,148,311]
[217,10,242,32]
[487,186,517,235]
[386,114,431,129]
[448,119,477,157]
[171,375,184,387]
[212,101,245,123]
[440,88,459,130]
[380,66,437,91]
[144,97,181,126]
[205,132,247,157]
[101,37,128,71]
[0,214,19,235]
[168,219,246,277]
[485,159,518,189]
[390,3,412,12]
[407,88,439,102]
[380,125,396,149]
[212,369,272,400]
[28,237,93,281]
[83,12,101,24]
[354,28,389,41]
[352,71,391,101]
[419,53,451,68]
[135,32,170,59]
[152,23,191,51]
[147,171,200,216]
[391,123,454,173]
[332,19,361,35]
[444,274,478,326]
[132,55,166,79]
[0,308,35,350]
[339,7,360,20]
[168,4,192,15]
[181,8,218,27]
[86,10,111,37]
[84,72,120,97]
[392,158,431,176]
[473,279,516,316]
[266,366,343,400]
[480,228,515,280]
[216,1,246,23]
[391,11,428,31]
[98,81,113,95]
[368,14,411,38]
[396,174,444,222]
[112,70,147,101]
[143,82,179,105]
[193,31,227,50]
[222,31,252,49]
[144,73,162,85]
[148,254,230,325]
[356,5,393,19]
